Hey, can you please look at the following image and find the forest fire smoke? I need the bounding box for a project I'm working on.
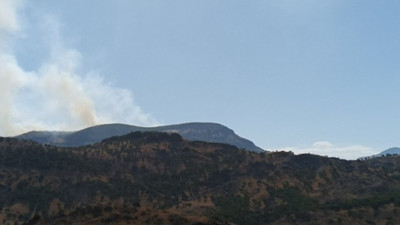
[0,0,157,136]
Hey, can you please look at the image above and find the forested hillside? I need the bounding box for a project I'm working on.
[1,133,400,225]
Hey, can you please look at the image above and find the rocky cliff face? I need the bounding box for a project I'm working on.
[1,133,400,225]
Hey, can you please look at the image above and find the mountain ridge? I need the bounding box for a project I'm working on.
[376,147,400,156]
[16,122,264,152]
[360,147,400,159]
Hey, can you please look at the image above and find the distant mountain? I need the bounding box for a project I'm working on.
[360,147,400,160]
[3,132,400,224]
[377,147,400,156]
[17,122,264,152]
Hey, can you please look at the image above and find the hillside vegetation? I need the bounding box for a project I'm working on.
[1,132,400,224]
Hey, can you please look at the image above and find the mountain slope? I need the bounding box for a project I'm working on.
[17,122,264,152]
[376,147,400,157]
[360,147,400,159]
[2,133,400,224]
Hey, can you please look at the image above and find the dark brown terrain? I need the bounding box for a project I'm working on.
[1,132,400,225]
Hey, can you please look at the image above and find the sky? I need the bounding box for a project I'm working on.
[1,0,400,159]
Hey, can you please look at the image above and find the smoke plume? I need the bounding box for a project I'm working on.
[0,0,158,136]
[0,0,19,32]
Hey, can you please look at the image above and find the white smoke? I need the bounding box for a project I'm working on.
[0,0,159,136]
[0,0,19,32]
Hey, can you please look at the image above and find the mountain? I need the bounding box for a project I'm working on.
[2,132,400,224]
[360,147,400,160]
[17,122,264,152]
[376,147,400,156]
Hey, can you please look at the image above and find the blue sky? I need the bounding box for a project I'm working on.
[1,0,400,159]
